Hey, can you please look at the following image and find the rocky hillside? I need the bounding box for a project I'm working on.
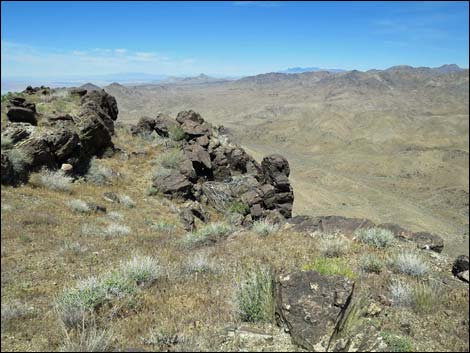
[104,66,469,258]
[1,87,469,352]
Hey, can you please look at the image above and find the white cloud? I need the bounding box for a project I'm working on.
[1,40,198,77]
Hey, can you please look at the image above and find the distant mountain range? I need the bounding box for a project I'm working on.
[1,64,466,93]
[278,67,346,74]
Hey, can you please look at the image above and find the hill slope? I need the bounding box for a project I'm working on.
[105,66,470,257]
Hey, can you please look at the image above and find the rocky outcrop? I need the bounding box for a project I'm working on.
[1,89,119,185]
[276,271,355,351]
[142,111,294,221]
[288,215,445,252]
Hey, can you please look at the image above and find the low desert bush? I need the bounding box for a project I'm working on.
[251,220,279,237]
[119,255,161,286]
[319,236,350,257]
[184,222,233,247]
[151,220,176,234]
[104,223,131,237]
[380,331,414,352]
[118,194,135,208]
[355,228,396,248]
[68,199,90,213]
[32,169,73,192]
[359,254,384,274]
[390,252,428,278]
[86,158,115,185]
[155,149,185,170]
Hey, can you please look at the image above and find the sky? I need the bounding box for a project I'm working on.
[1,1,469,79]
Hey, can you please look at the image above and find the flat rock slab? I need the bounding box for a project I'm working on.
[276,271,355,351]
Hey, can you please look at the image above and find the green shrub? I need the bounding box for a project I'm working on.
[355,228,396,248]
[237,267,275,322]
[227,200,249,215]
[168,125,186,141]
[380,331,414,352]
[302,257,357,279]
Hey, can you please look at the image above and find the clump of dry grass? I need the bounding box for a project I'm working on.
[118,194,135,208]
[184,222,233,247]
[236,267,275,323]
[251,220,279,237]
[68,199,90,213]
[59,322,114,352]
[103,223,131,237]
[319,235,350,257]
[30,169,73,192]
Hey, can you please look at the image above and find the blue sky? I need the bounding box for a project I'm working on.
[1,1,469,78]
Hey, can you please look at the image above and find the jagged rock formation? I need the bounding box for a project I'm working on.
[1,89,118,185]
[132,110,294,220]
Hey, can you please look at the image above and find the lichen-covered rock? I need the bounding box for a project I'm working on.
[276,271,355,351]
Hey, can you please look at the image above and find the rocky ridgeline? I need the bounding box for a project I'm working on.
[1,88,118,184]
[131,110,294,223]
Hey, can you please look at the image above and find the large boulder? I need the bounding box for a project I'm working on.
[152,170,193,198]
[7,107,37,125]
[154,113,178,137]
[176,110,204,125]
[276,271,355,351]
[130,116,156,136]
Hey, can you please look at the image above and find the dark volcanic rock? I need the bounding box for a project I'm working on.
[287,215,374,235]
[452,255,469,276]
[7,107,37,125]
[1,89,120,185]
[276,271,355,351]
[131,116,156,136]
[1,152,15,185]
[152,170,193,198]
[410,231,444,253]
[176,110,204,125]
